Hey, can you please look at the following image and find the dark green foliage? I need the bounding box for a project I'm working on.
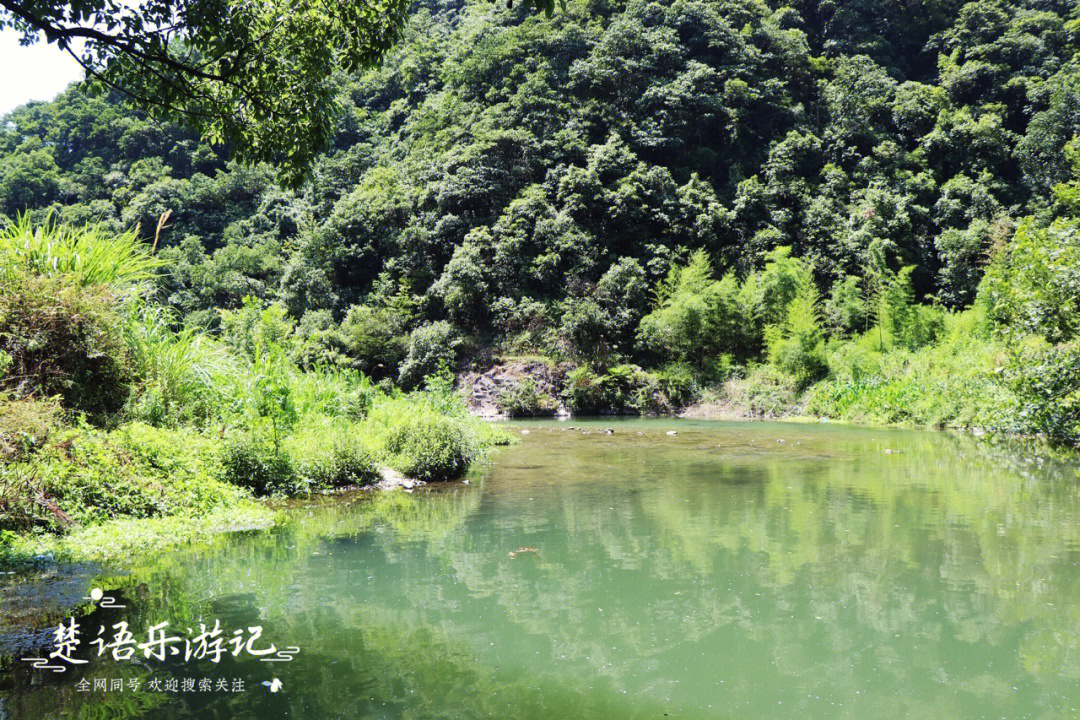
[4,0,1080,438]
[560,363,691,415]
[220,434,299,497]
[342,303,413,380]
[1,0,557,183]
[9,0,1077,348]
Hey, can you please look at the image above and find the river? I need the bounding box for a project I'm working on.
[2,419,1080,719]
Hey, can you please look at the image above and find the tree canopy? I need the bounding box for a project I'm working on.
[0,0,559,183]
[2,0,1080,384]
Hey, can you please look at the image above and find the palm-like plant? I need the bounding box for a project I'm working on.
[0,214,162,291]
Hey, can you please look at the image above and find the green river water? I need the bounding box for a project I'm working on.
[3,419,1080,719]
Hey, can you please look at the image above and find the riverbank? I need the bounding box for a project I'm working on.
[0,222,513,572]
[0,396,511,569]
[458,303,1068,444]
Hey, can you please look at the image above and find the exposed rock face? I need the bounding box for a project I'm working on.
[459,361,569,418]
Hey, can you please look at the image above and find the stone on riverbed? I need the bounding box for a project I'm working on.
[376,465,425,491]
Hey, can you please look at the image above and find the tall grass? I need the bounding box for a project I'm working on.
[123,302,236,425]
[0,214,162,291]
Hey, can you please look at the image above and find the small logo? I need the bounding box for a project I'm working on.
[83,587,125,608]
[263,678,283,693]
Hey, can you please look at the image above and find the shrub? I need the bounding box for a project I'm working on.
[0,274,131,415]
[636,252,748,366]
[496,377,557,417]
[0,396,61,461]
[1003,338,1080,443]
[284,420,379,489]
[558,298,612,362]
[110,423,239,512]
[341,291,413,379]
[979,217,1080,342]
[219,296,296,360]
[561,366,606,414]
[1,423,243,533]
[383,414,475,482]
[823,275,867,336]
[807,309,1008,429]
[726,365,803,418]
[880,267,944,349]
[285,310,348,370]
[765,277,827,388]
[650,363,696,410]
[221,433,298,496]
[398,321,461,389]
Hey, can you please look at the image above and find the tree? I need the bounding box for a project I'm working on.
[0,0,560,184]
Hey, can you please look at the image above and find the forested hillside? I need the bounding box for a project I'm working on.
[2,0,1080,436]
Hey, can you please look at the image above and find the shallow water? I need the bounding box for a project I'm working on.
[3,419,1080,719]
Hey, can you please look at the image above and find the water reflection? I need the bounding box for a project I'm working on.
[3,420,1080,719]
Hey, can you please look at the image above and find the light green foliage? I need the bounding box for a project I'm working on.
[0,396,60,461]
[724,364,803,419]
[1,422,244,533]
[823,276,868,336]
[806,308,1007,429]
[0,214,161,290]
[765,275,827,388]
[637,250,749,366]
[741,247,815,335]
[123,302,232,426]
[980,217,1080,343]
[220,296,296,361]
[880,267,945,350]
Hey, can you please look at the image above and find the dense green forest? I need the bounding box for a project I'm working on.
[3,0,1080,443]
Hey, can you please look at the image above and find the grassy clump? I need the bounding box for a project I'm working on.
[366,374,506,481]
[0,396,60,461]
[0,275,131,415]
[285,418,381,489]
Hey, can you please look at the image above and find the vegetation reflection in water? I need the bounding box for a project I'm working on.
[3,420,1080,720]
